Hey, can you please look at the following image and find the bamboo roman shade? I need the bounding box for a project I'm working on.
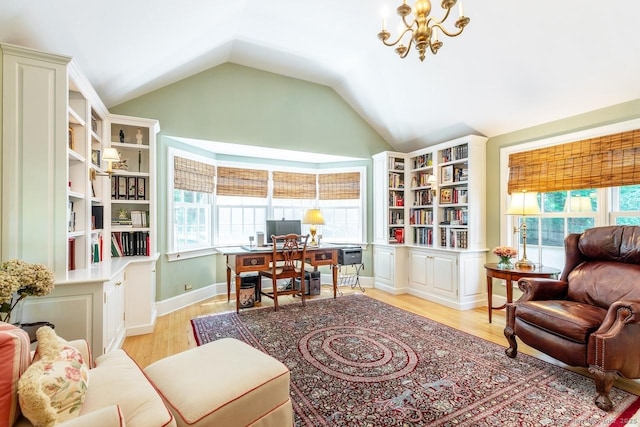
[217,167,268,197]
[319,172,361,199]
[173,156,215,193]
[508,129,640,194]
[272,171,317,199]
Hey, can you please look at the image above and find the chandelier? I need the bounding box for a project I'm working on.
[377,0,469,61]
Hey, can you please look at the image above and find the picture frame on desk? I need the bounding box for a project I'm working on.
[441,165,453,184]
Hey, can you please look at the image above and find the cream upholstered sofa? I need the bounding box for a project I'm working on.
[1,322,293,427]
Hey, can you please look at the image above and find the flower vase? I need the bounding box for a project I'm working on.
[497,256,513,269]
[0,293,25,325]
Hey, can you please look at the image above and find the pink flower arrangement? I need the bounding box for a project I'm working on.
[492,246,518,258]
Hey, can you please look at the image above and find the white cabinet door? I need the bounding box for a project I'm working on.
[430,254,457,299]
[124,260,157,335]
[373,245,395,286]
[408,250,429,289]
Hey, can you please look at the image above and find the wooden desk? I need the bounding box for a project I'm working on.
[484,263,560,323]
[219,245,345,313]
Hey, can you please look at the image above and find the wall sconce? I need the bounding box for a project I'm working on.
[303,208,325,246]
[90,148,121,180]
[506,191,540,270]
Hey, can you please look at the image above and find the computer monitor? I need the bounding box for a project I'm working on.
[265,219,302,242]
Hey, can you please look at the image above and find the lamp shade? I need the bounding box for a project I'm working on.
[102,148,121,162]
[303,208,325,225]
[567,196,593,212]
[506,191,540,216]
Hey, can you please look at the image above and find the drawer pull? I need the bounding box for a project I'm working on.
[115,281,123,286]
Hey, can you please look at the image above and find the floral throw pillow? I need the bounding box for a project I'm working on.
[17,327,89,427]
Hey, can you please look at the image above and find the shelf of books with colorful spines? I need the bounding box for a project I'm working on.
[111,231,151,257]
[440,207,469,226]
[439,228,469,249]
[410,208,433,226]
[388,226,405,244]
[440,143,468,163]
[414,227,434,246]
[412,152,433,169]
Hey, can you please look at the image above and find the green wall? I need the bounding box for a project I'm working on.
[111,63,392,300]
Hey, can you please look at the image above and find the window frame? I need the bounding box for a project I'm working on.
[213,161,367,246]
[166,147,217,261]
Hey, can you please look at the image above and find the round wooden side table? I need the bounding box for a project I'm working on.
[484,263,560,323]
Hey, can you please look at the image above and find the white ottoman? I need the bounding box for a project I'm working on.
[144,338,293,427]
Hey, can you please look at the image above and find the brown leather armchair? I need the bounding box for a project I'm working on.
[504,225,640,411]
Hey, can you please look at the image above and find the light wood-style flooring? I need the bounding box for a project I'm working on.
[122,286,640,395]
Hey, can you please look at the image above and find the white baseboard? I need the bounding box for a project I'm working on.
[156,283,221,317]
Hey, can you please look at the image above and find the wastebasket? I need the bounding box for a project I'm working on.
[239,273,259,308]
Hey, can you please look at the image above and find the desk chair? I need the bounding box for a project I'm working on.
[258,233,309,311]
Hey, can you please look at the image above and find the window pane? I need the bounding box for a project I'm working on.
[173,189,212,250]
[541,217,564,247]
[567,217,595,234]
[620,185,640,211]
[524,217,539,245]
[542,192,566,213]
[617,217,640,225]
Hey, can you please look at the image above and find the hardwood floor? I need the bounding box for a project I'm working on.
[122,286,640,396]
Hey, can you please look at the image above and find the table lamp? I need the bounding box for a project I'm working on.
[506,191,540,270]
[303,208,325,246]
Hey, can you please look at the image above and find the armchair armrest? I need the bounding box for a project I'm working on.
[595,300,640,336]
[516,278,568,302]
[589,300,640,378]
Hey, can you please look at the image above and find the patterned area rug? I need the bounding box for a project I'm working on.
[191,294,640,426]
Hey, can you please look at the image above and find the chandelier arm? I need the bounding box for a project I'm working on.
[433,6,453,26]
[380,28,415,47]
[434,23,465,38]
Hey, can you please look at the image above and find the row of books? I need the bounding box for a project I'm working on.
[440,208,469,225]
[410,208,433,225]
[111,176,146,200]
[388,172,404,188]
[440,228,469,249]
[412,153,433,169]
[111,231,150,257]
[413,189,433,206]
[440,143,469,163]
[414,228,433,246]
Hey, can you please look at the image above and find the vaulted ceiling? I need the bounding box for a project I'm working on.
[2,1,639,152]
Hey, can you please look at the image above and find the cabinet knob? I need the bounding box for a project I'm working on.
[115,281,122,286]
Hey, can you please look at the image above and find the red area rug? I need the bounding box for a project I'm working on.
[191,294,640,426]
